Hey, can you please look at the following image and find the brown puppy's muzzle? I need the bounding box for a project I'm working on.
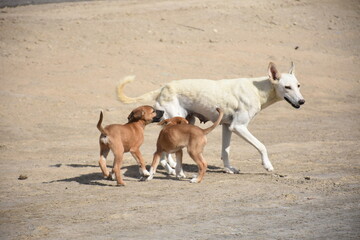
[152,110,164,122]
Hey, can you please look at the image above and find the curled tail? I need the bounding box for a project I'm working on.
[97,111,107,135]
[117,76,162,104]
[202,108,224,135]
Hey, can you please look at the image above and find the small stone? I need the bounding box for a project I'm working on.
[18,174,28,180]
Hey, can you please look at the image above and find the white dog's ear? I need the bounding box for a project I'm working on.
[268,62,281,82]
[289,61,295,75]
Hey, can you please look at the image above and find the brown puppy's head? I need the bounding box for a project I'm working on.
[127,105,164,124]
[158,117,189,127]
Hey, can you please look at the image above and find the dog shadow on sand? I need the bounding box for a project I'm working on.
[45,163,142,186]
[44,163,225,186]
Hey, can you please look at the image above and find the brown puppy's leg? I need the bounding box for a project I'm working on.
[131,150,150,177]
[151,151,162,175]
[99,143,110,178]
[112,151,125,186]
[146,151,162,181]
[189,152,207,183]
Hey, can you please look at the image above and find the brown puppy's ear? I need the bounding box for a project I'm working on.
[268,62,281,83]
[128,110,144,122]
[179,118,189,125]
[127,112,134,122]
[158,119,169,126]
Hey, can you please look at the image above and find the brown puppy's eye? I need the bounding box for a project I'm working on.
[285,86,292,90]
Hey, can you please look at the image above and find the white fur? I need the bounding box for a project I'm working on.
[100,136,109,144]
[118,62,305,173]
[160,159,176,175]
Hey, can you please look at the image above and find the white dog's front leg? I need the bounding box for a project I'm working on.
[221,124,239,174]
[232,125,274,171]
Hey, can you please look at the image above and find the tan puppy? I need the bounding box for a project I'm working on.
[147,108,224,183]
[97,105,164,186]
[148,117,190,176]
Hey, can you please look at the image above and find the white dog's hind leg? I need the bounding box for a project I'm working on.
[221,124,239,174]
[233,125,274,171]
[166,153,177,168]
[175,150,186,179]
[160,152,176,175]
[160,159,176,175]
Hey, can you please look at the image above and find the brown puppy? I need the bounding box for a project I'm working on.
[97,105,164,186]
[147,108,224,183]
[156,117,190,175]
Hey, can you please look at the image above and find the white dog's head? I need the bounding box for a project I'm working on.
[268,62,305,109]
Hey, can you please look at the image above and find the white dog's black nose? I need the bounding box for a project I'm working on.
[298,99,305,105]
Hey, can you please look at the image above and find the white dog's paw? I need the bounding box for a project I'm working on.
[176,175,183,179]
[263,162,274,172]
[109,172,116,180]
[223,166,240,174]
[180,171,186,178]
[169,169,176,176]
[142,169,150,177]
[177,171,186,179]
[266,166,274,172]
[145,174,154,181]
[190,177,199,183]
[176,172,186,179]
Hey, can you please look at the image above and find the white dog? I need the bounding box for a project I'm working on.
[117,62,305,174]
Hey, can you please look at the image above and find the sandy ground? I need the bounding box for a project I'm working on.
[0,0,360,239]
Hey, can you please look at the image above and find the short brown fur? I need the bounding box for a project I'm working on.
[97,105,163,186]
[149,108,224,183]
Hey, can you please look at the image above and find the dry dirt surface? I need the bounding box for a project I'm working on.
[1,0,360,239]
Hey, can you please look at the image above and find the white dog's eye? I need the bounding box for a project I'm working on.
[298,84,301,88]
[285,86,292,90]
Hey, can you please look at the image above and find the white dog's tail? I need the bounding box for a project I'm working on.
[202,108,224,135]
[117,76,162,104]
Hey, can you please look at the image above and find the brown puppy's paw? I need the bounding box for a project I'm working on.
[116,182,126,187]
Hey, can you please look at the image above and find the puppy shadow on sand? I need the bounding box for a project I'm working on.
[45,162,225,186]
[45,163,145,187]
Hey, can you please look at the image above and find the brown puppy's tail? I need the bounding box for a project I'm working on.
[202,108,224,135]
[117,76,162,104]
[97,111,107,135]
